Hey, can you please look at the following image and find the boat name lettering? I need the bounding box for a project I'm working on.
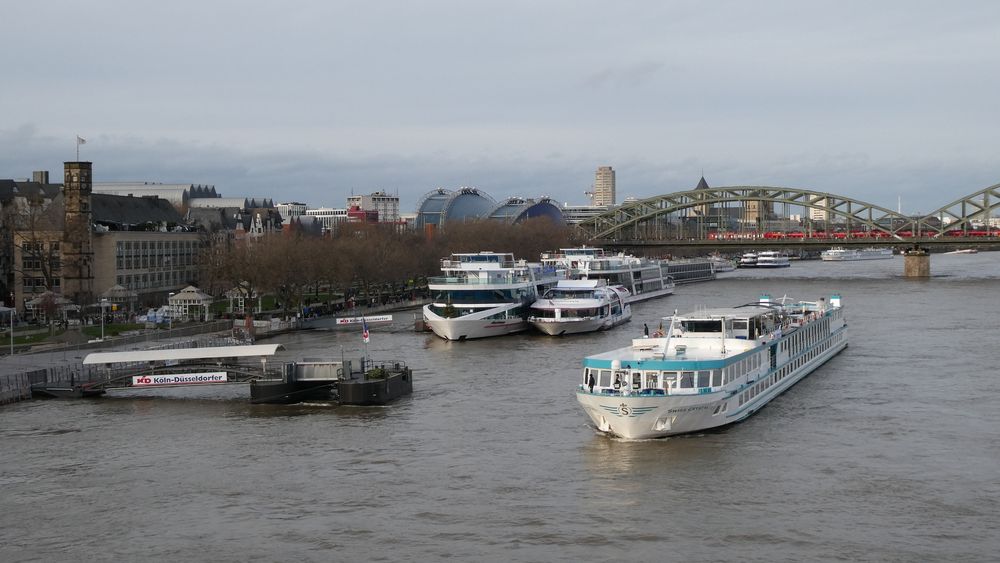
[666,405,712,413]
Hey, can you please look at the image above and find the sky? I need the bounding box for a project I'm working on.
[2,0,999,215]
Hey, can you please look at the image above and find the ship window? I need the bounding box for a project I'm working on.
[696,371,710,388]
[599,370,612,387]
[680,371,694,388]
[632,372,641,389]
[711,370,722,387]
[661,371,676,388]
[647,373,659,389]
[682,320,723,333]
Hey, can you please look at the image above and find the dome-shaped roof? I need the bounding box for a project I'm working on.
[486,197,564,224]
[415,187,496,229]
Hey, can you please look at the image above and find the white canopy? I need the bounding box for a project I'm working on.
[83,344,284,365]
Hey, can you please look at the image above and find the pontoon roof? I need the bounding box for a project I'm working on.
[83,344,284,365]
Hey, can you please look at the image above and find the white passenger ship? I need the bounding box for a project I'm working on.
[708,255,737,274]
[576,293,848,439]
[528,279,631,336]
[423,252,563,341]
[755,251,791,268]
[738,252,758,268]
[539,247,675,303]
[820,247,894,261]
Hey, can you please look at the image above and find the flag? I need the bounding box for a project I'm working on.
[76,136,86,145]
[362,317,370,343]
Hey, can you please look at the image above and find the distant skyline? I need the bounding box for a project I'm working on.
[2,1,999,215]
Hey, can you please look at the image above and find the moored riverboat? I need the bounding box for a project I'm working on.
[708,255,737,274]
[576,293,848,439]
[821,247,894,261]
[539,247,676,302]
[528,279,631,336]
[423,252,563,341]
[738,252,758,268]
[755,251,791,268]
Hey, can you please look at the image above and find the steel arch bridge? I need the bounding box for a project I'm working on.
[577,184,1000,242]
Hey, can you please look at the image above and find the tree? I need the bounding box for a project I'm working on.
[10,192,64,297]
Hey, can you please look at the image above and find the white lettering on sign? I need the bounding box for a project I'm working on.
[132,372,228,386]
[335,315,392,325]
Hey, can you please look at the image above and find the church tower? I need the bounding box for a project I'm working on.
[62,161,95,306]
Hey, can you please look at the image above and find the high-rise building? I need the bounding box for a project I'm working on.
[592,166,616,207]
[346,191,400,223]
[810,198,829,222]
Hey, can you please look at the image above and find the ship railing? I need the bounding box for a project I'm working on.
[360,358,408,374]
[581,386,673,396]
[440,258,518,269]
[427,274,533,285]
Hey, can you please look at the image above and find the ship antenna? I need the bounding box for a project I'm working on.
[720,316,727,355]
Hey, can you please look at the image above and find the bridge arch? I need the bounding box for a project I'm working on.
[577,186,918,241]
[923,183,1000,237]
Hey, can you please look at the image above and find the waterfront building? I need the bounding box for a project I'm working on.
[92,182,218,208]
[414,187,565,232]
[347,191,400,223]
[560,204,610,225]
[5,164,202,316]
[305,207,349,233]
[414,187,496,231]
[276,202,307,221]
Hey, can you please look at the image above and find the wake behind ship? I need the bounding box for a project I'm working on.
[423,251,563,341]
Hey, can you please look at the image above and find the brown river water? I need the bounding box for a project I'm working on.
[2,253,999,562]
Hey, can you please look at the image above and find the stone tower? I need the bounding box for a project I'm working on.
[62,161,95,306]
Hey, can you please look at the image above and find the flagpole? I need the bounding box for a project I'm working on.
[362,316,370,372]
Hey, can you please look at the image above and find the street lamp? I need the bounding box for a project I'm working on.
[100,298,108,341]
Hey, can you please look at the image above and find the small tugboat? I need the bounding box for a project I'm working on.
[576,293,847,439]
[250,358,412,405]
[528,279,632,336]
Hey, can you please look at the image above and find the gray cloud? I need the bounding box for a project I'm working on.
[2,1,999,217]
[582,62,667,89]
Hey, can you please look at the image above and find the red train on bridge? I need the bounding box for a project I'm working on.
[706,229,1000,240]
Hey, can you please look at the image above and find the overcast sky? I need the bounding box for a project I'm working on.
[2,1,998,214]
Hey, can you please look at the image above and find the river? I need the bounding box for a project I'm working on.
[2,252,999,562]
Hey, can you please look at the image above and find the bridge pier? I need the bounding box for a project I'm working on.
[903,248,930,278]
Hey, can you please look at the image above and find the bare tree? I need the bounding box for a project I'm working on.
[10,193,64,295]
